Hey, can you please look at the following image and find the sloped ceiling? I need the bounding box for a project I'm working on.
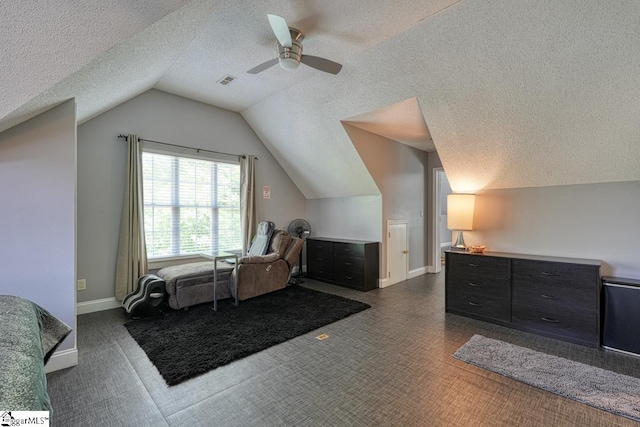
[3,0,640,198]
[0,0,191,121]
[343,98,434,152]
[0,0,223,131]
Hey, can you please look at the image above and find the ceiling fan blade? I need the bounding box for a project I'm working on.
[300,55,343,74]
[247,58,279,74]
[267,14,292,48]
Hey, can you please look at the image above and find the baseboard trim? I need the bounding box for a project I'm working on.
[426,266,439,273]
[380,268,429,288]
[77,297,120,315]
[45,348,78,373]
[408,266,428,279]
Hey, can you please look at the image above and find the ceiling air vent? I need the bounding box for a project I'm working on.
[217,75,237,85]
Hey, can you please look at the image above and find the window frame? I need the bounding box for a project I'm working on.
[141,144,241,260]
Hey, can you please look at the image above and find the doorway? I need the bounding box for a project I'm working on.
[387,220,408,286]
[432,169,452,273]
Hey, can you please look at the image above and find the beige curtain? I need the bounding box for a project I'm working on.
[115,134,148,300]
[240,155,257,255]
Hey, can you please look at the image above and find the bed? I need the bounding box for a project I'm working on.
[0,295,71,411]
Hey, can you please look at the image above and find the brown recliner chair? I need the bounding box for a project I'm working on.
[232,229,303,301]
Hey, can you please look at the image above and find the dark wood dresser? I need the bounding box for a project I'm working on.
[306,237,379,291]
[445,251,601,347]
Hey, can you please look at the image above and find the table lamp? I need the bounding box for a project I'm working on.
[447,194,476,251]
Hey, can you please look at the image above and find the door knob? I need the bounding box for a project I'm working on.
[402,250,409,254]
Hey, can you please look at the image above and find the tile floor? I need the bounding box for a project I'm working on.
[47,272,640,426]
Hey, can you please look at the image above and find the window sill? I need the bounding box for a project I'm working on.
[148,255,209,271]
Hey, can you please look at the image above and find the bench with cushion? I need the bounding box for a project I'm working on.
[154,225,303,310]
[157,261,235,310]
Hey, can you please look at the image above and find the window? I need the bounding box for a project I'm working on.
[142,151,241,258]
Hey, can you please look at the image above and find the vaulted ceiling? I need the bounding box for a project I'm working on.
[4,0,640,198]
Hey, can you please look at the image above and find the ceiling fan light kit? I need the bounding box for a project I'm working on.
[277,35,303,70]
[247,14,342,75]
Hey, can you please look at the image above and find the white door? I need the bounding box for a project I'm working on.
[388,221,408,286]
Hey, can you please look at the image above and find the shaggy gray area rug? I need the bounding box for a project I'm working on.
[454,335,640,421]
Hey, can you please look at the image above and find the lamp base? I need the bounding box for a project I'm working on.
[450,230,467,251]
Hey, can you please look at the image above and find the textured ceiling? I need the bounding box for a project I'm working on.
[0,0,222,132]
[4,0,640,198]
[0,0,189,123]
[343,98,434,152]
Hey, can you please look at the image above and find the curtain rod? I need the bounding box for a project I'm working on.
[117,134,257,160]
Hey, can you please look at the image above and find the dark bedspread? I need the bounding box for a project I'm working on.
[0,295,71,411]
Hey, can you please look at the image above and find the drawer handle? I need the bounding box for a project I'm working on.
[317,258,323,261]
[345,276,352,280]
[468,301,482,307]
[541,272,558,276]
[344,249,352,252]
[541,317,559,323]
[468,282,483,287]
[541,294,558,300]
[344,262,353,266]
[468,263,480,267]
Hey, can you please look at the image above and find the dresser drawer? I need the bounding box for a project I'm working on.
[307,250,332,266]
[307,263,333,281]
[447,290,510,322]
[307,240,333,257]
[333,271,365,289]
[446,284,510,311]
[512,301,598,345]
[447,275,510,296]
[512,260,598,293]
[512,283,597,312]
[333,242,364,258]
[447,253,510,281]
[333,255,364,273]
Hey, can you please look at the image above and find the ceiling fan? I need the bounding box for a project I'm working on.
[247,14,342,75]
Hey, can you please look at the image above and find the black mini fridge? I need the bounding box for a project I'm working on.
[602,276,640,355]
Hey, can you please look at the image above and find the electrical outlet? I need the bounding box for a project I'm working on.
[77,279,87,291]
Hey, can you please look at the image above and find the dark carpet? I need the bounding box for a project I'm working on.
[124,285,371,386]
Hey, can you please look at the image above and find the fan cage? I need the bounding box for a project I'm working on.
[287,219,311,285]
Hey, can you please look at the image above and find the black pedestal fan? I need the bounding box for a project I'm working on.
[287,219,311,285]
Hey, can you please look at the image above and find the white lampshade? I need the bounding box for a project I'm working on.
[447,194,476,231]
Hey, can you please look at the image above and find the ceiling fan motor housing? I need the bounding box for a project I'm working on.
[277,28,304,70]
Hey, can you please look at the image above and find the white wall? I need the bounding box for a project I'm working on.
[470,181,640,278]
[306,196,383,244]
[77,89,306,302]
[345,124,428,276]
[0,100,76,352]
